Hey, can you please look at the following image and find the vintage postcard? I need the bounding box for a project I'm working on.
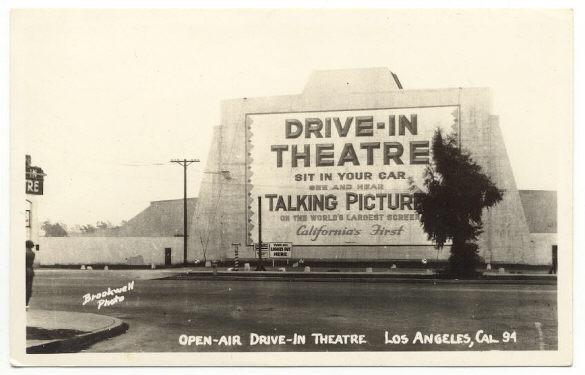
[9,8,573,366]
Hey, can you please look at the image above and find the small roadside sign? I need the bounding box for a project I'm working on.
[269,242,292,258]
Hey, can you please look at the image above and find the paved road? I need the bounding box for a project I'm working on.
[28,269,557,352]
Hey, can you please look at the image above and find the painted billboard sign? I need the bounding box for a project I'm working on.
[246,106,458,246]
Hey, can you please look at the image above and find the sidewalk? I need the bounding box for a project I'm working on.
[157,268,557,284]
[34,266,557,284]
[26,309,128,353]
[35,267,198,280]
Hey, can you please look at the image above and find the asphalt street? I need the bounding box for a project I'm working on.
[28,269,557,352]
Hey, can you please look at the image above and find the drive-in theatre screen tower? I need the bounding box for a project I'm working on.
[189,68,549,266]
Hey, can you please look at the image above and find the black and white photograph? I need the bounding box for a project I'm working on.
[8,7,573,366]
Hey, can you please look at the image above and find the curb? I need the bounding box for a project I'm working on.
[27,316,129,354]
[157,271,557,285]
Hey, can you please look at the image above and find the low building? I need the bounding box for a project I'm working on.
[117,198,198,237]
[38,198,198,266]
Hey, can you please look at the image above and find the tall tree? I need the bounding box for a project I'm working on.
[80,224,96,234]
[41,221,68,237]
[410,129,503,278]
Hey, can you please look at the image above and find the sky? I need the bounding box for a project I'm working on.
[11,8,572,228]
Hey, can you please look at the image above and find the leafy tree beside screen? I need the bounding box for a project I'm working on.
[410,129,503,278]
[41,221,68,237]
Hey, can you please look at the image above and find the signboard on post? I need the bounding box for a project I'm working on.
[269,242,292,258]
[25,178,44,195]
[25,155,45,195]
[253,243,269,259]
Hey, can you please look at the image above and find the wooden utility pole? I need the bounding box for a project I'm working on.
[170,158,199,265]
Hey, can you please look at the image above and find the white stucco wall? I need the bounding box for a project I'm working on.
[37,237,184,266]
